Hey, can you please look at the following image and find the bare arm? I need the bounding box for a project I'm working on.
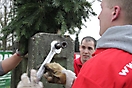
[1,53,23,74]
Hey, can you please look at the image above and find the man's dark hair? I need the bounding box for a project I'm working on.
[81,36,97,49]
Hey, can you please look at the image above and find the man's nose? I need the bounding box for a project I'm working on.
[84,49,90,53]
[98,15,100,19]
[98,13,101,19]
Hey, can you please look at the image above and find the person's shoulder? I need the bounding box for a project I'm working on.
[92,48,131,63]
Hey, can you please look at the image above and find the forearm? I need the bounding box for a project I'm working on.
[1,53,22,74]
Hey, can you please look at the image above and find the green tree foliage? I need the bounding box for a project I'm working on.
[2,0,96,53]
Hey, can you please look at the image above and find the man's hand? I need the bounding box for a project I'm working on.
[44,62,76,88]
[13,39,28,58]
[17,69,43,88]
[44,62,66,84]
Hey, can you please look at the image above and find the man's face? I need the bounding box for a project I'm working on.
[79,40,95,64]
[98,0,113,36]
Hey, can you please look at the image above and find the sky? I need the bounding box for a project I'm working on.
[66,0,101,42]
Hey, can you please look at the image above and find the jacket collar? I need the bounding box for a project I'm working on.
[97,25,132,54]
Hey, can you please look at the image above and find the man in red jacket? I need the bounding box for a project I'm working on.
[74,36,96,76]
[19,0,132,87]
[72,0,132,87]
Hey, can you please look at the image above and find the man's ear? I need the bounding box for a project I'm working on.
[111,6,121,21]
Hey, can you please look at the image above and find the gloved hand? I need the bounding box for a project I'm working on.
[17,69,43,88]
[13,38,28,58]
[44,62,76,88]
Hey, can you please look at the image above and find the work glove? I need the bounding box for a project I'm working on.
[44,62,76,88]
[17,69,43,88]
[13,38,28,58]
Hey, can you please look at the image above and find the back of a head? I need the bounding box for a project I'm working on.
[106,0,132,24]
